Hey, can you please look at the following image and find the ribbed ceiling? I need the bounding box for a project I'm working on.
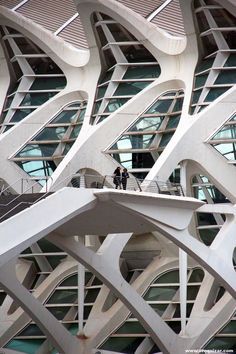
[151,0,185,36]
[0,0,21,8]
[117,0,165,18]
[0,0,185,48]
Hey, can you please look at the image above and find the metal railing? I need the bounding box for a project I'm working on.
[0,173,184,222]
[71,174,184,196]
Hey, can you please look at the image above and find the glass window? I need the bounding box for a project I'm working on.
[112,152,155,169]
[188,269,204,282]
[201,34,217,56]
[13,36,44,54]
[10,108,36,122]
[35,127,67,141]
[111,134,155,150]
[47,306,70,320]
[107,23,136,42]
[197,58,215,73]
[84,289,100,303]
[154,270,179,283]
[47,289,77,304]
[204,87,229,102]
[28,58,63,74]
[196,11,209,32]
[129,116,163,132]
[144,286,178,301]
[210,8,236,28]
[224,54,236,67]
[121,44,156,63]
[166,115,180,129]
[104,98,129,112]
[100,337,144,353]
[52,110,79,124]
[220,321,236,334]
[21,92,57,106]
[115,322,147,334]
[123,65,160,79]
[213,125,236,140]
[19,324,43,336]
[215,70,236,84]
[205,337,236,350]
[97,85,108,99]
[16,160,55,177]
[30,77,66,90]
[159,132,173,147]
[16,144,58,157]
[213,142,236,160]
[114,81,150,96]
[172,98,183,112]
[5,339,45,354]
[199,228,219,245]
[146,99,173,114]
[195,74,208,88]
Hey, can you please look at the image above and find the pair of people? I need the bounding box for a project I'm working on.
[113,167,129,190]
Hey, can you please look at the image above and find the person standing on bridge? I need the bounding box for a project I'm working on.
[121,168,129,190]
[113,167,122,189]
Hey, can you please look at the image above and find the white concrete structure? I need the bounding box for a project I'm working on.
[0,0,236,353]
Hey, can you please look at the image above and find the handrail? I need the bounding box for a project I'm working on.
[0,172,184,222]
[0,177,24,197]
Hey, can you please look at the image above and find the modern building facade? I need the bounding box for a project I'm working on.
[0,0,236,353]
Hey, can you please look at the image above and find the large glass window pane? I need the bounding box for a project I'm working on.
[5,339,44,354]
[215,70,236,84]
[159,132,173,147]
[221,321,236,334]
[204,87,228,102]
[107,23,136,42]
[166,115,180,129]
[114,81,150,96]
[47,306,70,320]
[19,324,43,336]
[112,152,155,169]
[115,322,147,334]
[105,98,129,112]
[129,116,163,132]
[213,125,236,139]
[214,142,236,160]
[10,108,36,122]
[195,74,208,88]
[224,54,236,67]
[16,144,58,157]
[123,65,160,79]
[35,127,67,141]
[205,337,236,350]
[28,58,63,74]
[84,289,100,303]
[13,36,44,54]
[154,270,179,283]
[21,92,57,106]
[30,77,66,90]
[97,85,108,99]
[144,286,178,301]
[47,289,77,304]
[146,99,173,114]
[199,228,219,245]
[100,337,144,353]
[197,58,215,73]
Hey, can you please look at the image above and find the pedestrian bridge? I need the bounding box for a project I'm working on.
[0,174,184,222]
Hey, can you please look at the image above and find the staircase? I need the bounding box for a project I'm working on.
[0,193,52,222]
